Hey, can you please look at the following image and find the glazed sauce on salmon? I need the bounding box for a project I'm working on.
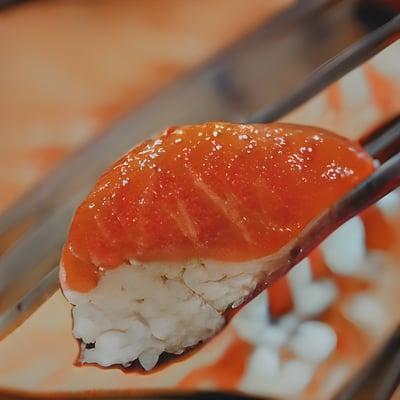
[61,122,375,292]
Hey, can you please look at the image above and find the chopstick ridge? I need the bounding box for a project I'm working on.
[362,114,400,160]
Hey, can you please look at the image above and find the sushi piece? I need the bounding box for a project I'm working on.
[59,122,374,371]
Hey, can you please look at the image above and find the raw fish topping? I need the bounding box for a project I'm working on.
[61,122,374,292]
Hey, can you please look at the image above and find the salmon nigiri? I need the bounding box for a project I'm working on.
[59,122,374,371]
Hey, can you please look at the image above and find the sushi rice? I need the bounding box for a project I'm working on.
[61,257,269,370]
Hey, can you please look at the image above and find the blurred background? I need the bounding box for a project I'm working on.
[0,1,399,399]
[0,0,292,212]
